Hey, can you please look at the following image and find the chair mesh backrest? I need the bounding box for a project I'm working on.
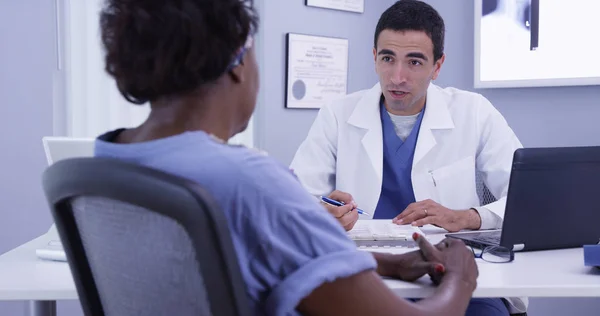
[476,171,498,205]
[71,196,211,316]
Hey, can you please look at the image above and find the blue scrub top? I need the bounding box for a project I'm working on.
[373,99,425,219]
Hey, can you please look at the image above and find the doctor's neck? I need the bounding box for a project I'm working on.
[383,95,427,116]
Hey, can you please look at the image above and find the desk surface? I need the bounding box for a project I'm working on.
[375,226,600,298]
[0,227,598,301]
[380,247,600,298]
[0,234,76,301]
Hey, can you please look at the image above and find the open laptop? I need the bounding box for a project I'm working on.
[447,146,600,252]
[36,137,95,261]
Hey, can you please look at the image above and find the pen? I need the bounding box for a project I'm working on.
[320,196,371,216]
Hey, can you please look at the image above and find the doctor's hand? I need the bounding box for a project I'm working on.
[321,190,359,231]
[392,199,482,233]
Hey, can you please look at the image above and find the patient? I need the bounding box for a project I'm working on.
[94,0,479,315]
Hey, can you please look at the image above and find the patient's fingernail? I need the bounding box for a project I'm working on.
[435,264,445,273]
[397,219,403,224]
[412,232,419,240]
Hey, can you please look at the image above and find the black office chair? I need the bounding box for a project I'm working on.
[41,157,251,316]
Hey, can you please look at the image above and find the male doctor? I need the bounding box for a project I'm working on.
[291,1,526,314]
[291,0,523,234]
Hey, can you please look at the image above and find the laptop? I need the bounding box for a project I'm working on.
[447,146,600,252]
[36,137,95,261]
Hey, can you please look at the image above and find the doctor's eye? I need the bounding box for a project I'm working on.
[409,60,423,66]
[382,56,393,63]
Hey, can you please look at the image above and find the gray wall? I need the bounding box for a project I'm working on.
[0,0,57,314]
[0,1,82,315]
[0,0,55,248]
[255,0,393,164]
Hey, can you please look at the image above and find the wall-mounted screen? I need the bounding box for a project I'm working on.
[474,0,600,88]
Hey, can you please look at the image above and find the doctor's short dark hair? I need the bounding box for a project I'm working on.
[374,0,445,62]
[100,0,258,105]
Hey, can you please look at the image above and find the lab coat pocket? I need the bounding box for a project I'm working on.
[429,156,478,210]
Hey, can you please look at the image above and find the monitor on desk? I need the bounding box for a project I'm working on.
[38,137,95,261]
[42,136,95,165]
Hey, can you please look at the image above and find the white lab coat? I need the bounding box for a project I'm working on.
[291,82,523,226]
[290,82,527,313]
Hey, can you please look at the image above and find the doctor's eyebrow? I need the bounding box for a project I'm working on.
[377,49,396,56]
[406,52,428,61]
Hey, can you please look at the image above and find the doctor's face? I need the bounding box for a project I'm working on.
[373,30,444,115]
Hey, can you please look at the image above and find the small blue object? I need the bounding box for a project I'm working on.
[583,244,600,268]
[320,196,371,216]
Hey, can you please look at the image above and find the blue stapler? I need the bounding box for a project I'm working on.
[583,244,600,268]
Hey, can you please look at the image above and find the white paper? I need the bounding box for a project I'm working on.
[347,220,424,241]
[306,0,364,13]
[286,33,348,109]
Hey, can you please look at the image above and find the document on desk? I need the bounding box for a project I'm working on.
[347,220,424,247]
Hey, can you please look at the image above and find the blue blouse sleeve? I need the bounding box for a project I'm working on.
[233,154,377,315]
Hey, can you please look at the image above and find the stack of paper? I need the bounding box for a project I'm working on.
[347,220,424,247]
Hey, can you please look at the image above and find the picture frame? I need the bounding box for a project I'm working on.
[305,0,364,14]
[285,33,349,109]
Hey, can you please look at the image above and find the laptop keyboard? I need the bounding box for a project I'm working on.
[469,231,502,245]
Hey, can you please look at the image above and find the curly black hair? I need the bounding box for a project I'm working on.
[375,0,445,62]
[100,0,258,104]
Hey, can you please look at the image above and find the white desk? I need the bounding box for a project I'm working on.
[367,227,600,299]
[0,234,76,316]
[1,228,598,316]
[379,247,600,298]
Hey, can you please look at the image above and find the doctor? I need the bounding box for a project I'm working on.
[291,0,522,234]
[291,1,526,315]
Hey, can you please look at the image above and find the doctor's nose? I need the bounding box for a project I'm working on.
[389,66,409,85]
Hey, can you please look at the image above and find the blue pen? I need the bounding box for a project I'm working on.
[320,196,371,216]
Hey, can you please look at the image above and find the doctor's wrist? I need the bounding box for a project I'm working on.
[459,209,482,230]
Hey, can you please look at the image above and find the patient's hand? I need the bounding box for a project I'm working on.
[378,234,478,288]
[374,233,445,283]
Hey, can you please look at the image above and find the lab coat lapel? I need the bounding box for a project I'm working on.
[347,83,384,186]
[412,84,455,167]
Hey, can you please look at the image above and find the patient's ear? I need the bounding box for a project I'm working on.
[228,63,246,84]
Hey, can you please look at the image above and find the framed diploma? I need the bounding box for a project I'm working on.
[285,33,349,109]
[305,0,364,13]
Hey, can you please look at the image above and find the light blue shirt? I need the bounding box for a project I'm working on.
[95,129,377,316]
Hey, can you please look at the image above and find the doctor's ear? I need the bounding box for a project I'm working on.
[431,54,445,81]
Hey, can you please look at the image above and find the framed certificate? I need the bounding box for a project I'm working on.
[305,0,364,13]
[285,33,349,109]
